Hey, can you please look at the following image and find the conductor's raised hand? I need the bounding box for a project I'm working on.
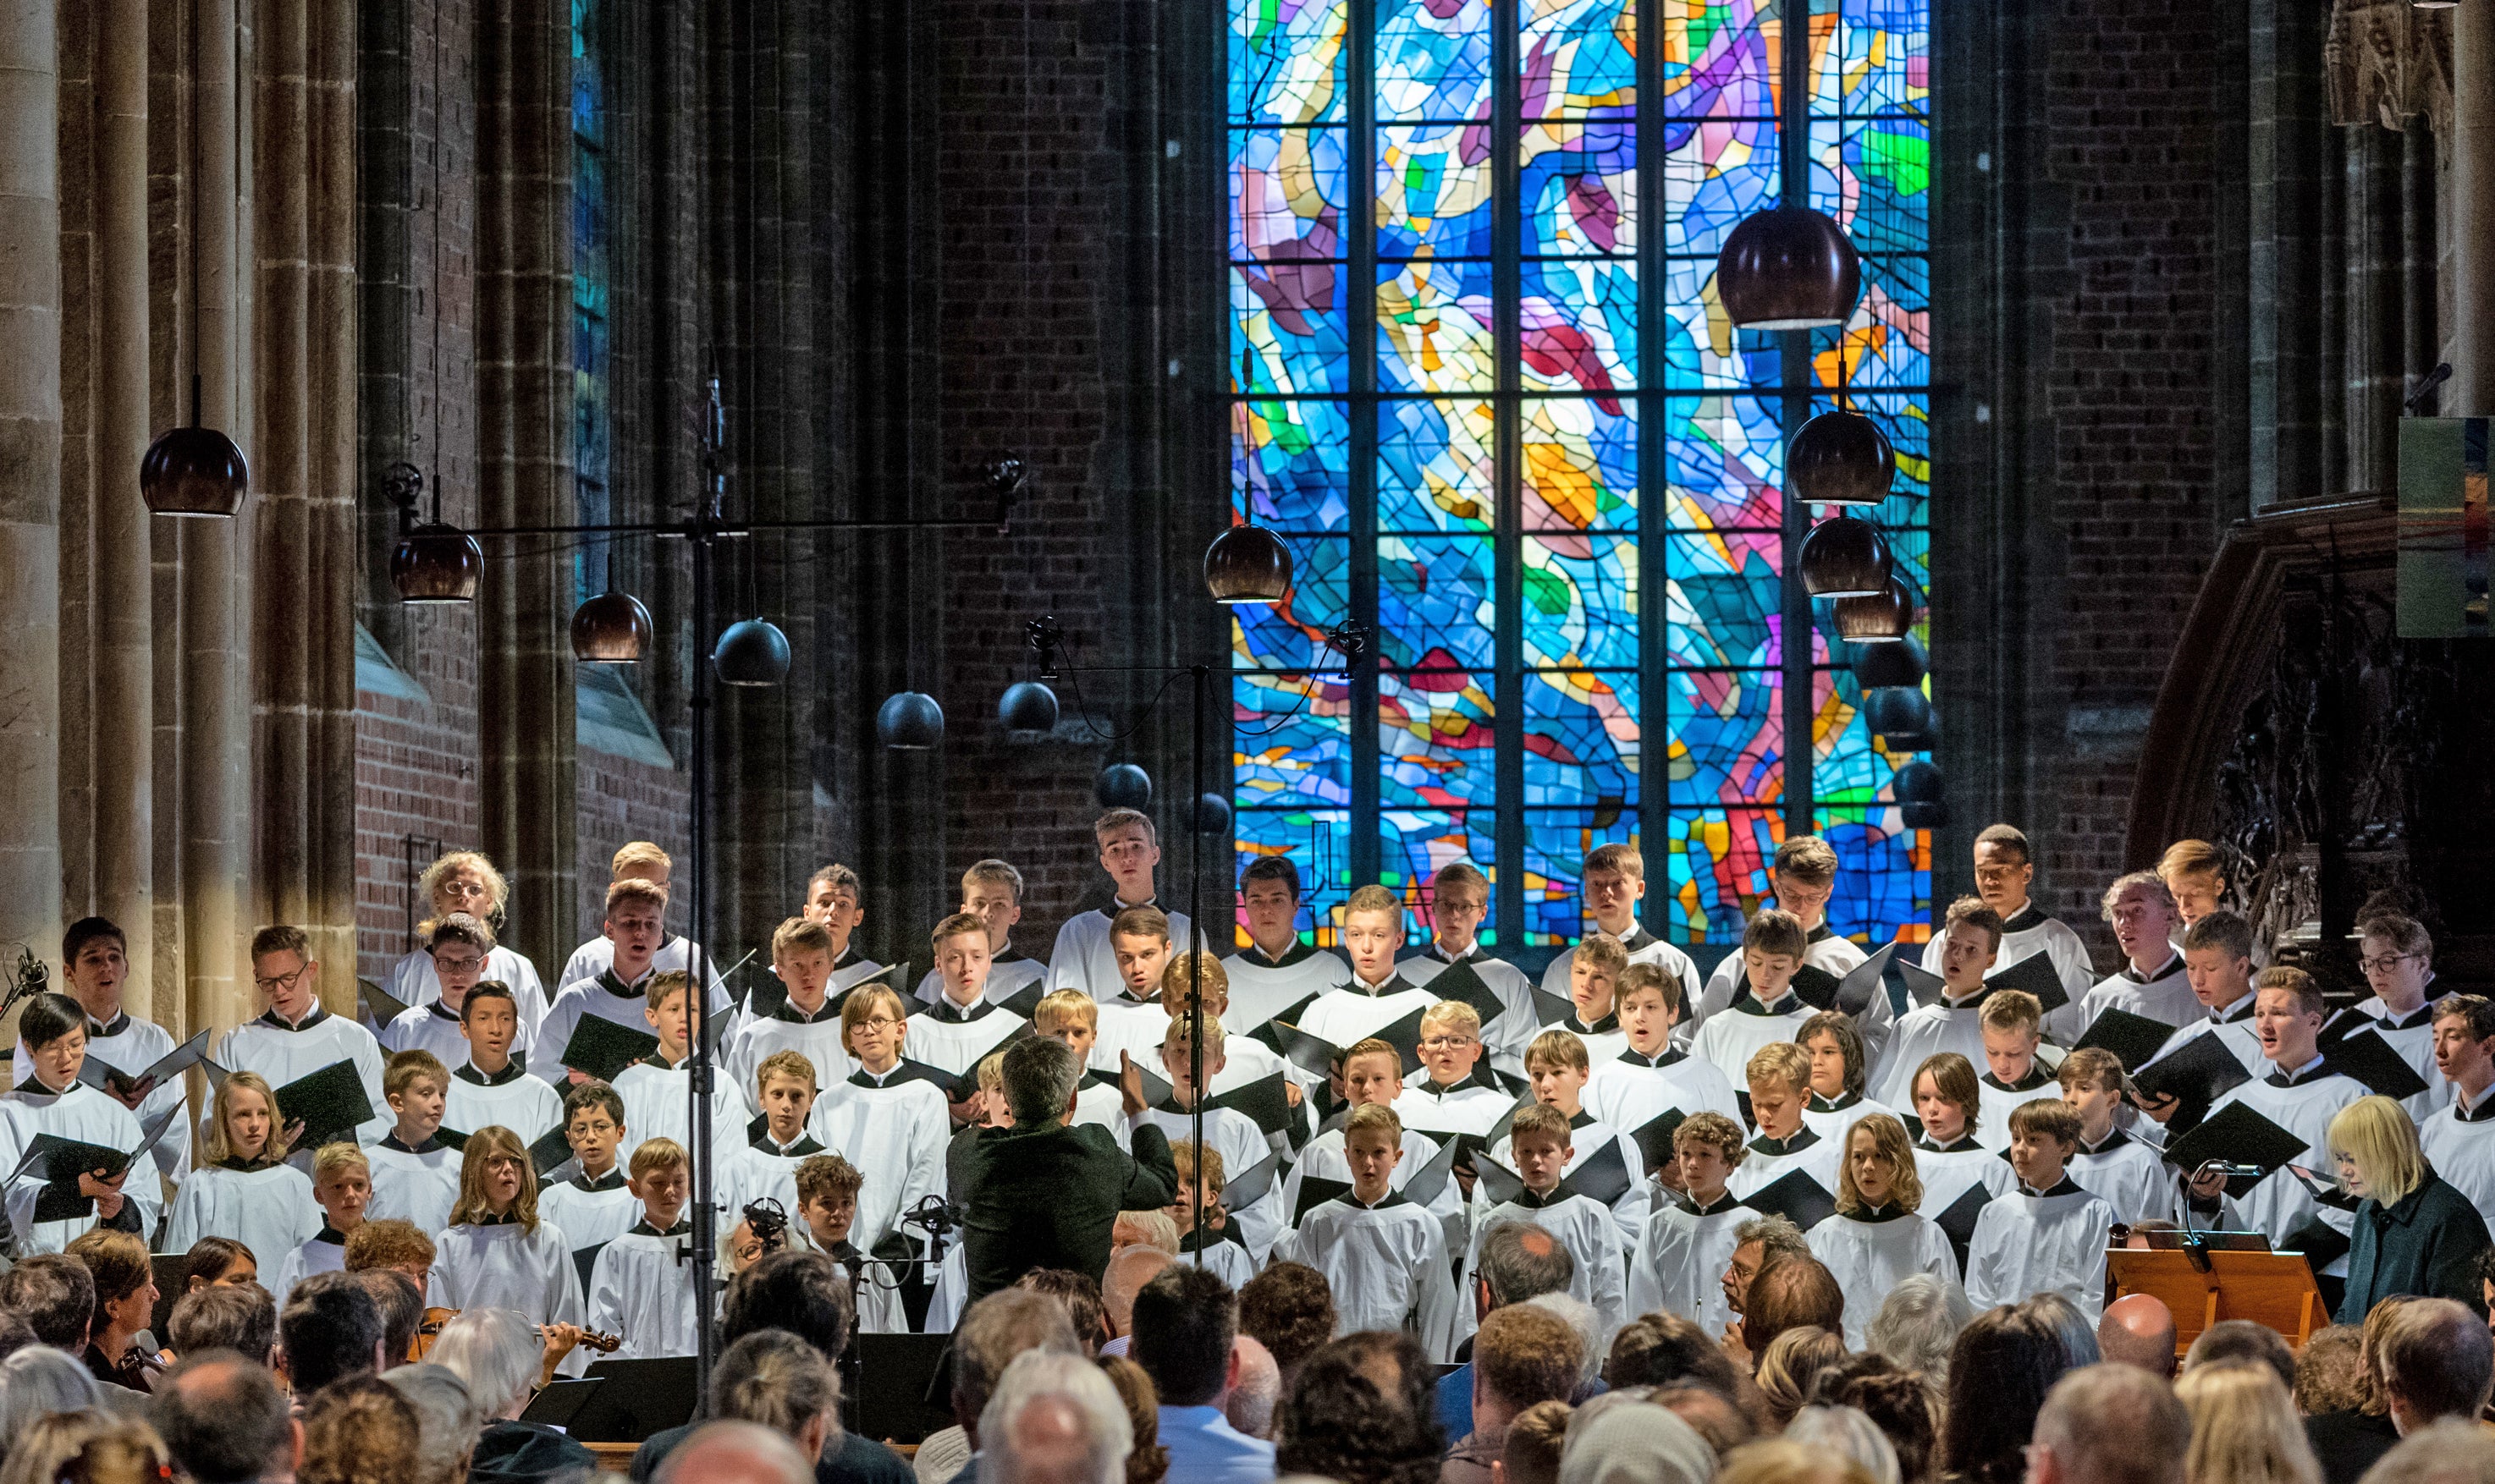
[1117,1051,1148,1118]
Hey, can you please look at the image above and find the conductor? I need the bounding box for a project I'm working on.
[959,1036,1178,1304]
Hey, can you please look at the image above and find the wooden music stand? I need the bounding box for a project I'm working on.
[2107,1246,2327,1352]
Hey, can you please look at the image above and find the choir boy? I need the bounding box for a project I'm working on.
[727,917,856,1096]
[720,1050,829,1221]
[2184,967,2366,1252]
[1460,1103,1628,1340]
[806,984,949,1258]
[543,879,730,1080]
[915,860,1045,1009]
[1133,1014,1284,1261]
[1033,989,1132,1135]
[1396,861,1538,1078]
[789,1155,902,1334]
[1871,899,2002,1106]
[2419,995,2495,1217]
[1087,907,1179,1074]
[555,843,726,1004]
[383,915,517,1064]
[2138,912,2265,1108]
[383,853,550,1039]
[212,925,391,1148]
[1964,1098,2116,1316]
[1271,1102,1462,1360]
[799,863,885,995]
[1915,826,2095,1043]
[1691,910,1818,1096]
[368,1051,461,1235]
[1798,1013,1904,1140]
[1158,954,1300,1102]
[1280,1037,1459,1244]
[1804,1113,1955,1346]
[2348,913,2448,1114]
[1973,991,2057,1151]
[536,1080,642,1261]
[587,1136,699,1359]
[1539,845,1702,1017]
[611,971,750,1174]
[1397,1001,1522,1145]
[2071,874,2196,1032]
[1627,1112,1753,1332]
[1168,1141,1259,1289]
[1689,838,1887,1059]
[1049,810,1195,1001]
[1477,1029,1647,1246]
[431,1124,589,1364]
[2056,1048,2168,1222]
[272,1143,373,1305]
[1727,1042,1842,1225]
[909,915,1032,1098]
[10,917,191,1184]
[1220,855,1350,1035]
[442,982,564,1145]
[1904,1053,2012,1277]
[1297,886,1437,1052]
[2156,840,2230,929]
[163,1069,317,1263]
[1550,932,1631,1064]
[1583,965,1743,1135]
[3,992,159,1253]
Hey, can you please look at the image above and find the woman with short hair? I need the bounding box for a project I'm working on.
[2175,1364,2322,1484]
[2329,1095,2492,1322]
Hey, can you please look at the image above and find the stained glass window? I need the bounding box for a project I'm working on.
[1230,0,1930,951]
[572,0,610,601]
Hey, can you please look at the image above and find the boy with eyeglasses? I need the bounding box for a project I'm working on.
[1396,860,1538,1080]
[2345,912,2448,1117]
[213,924,392,1151]
[11,917,193,1184]
[381,914,521,1064]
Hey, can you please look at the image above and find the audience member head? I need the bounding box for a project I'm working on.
[1226,1336,1279,1441]
[1520,1292,1602,1395]
[711,1329,841,1464]
[0,1346,103,1447]
[351,1270,422,1369]
[2293,1325,2376,1417]
[1016,1269,1110,1355]
[151,1350,300,1484]
[0,1253,96,1350]
[1723,1215,1809,1318]
[1652,1382,1756,1457]
[2030,1364,2190,1484]
[0,1311,35,1364]
[0,1415,169,1484]
[64,1228,152,1350]
[1605,1311,1743,1398]
[1128,1265,1236,1409]
[2368,1298,2495,1434]
[2175,1363,2321,1484]
[1101,1247,1175,1340]
[1110,1210,1180,1256]
[651,1421,812,1484]
[2184,1319,2295,1394]
[721,1249,854,1357]
[980,1350,1133,1484]
[1555,1403,1719,1484]
[1472,1305,1582,1431]
[1237,1262,1334,1385]
[2096,1294,2177,1379]
[1787,1406,1903,1484]
[1755,1326,1848,1426]
[340,1222,432,1290]
[2355,1421,2495,1484]
[1942,1303,2073,1484]
[1500,1400,1572,1484]
[1743,1256,1844,1356]
[425,1307,542,1421]
[2021,1294,2101,1369]
[1476,1220,1578,1312]
[299,1374,424,1484]
[1095,1355,1165,1484]
[955,1289,1082,1443]
[1275,1331,1443,1484]
[277,1271,385,1394]
[379,1365,482,1484]
[1823,1369,1941,1484]
[168,1283,278,1366]
[1864,1275,1972,1384]
[1711,1437,1870,1484]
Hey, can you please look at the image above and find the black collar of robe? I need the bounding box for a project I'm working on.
[1806,922,1837,944]
[381,1132,447,1154]
[1336,1190,1409,1213]
[1686,1191,1743,1217]
[217,1155,278,1173]
[1565,1011,1620,1036]
[2001,904,2048,934]
[1849,1202,1910,1224]
[456,1056,530,1087]
[847,1058,950,1091]
[1618,1047,1688,1070]
[2021,1176,2085,1199]
[473,1210,521,1227]
[598,967,655,1000]
[1244,940,1326,970]
[313,1226,349,1246]
[86,1012,131,1039]
[2079,1129,2132,1155]
[428,1001,463,1024]
[1567,1108,1597,1131]
[1093,900,1161,924]
[2211,996,2256,1025]
[1508,1186,1572,1212]
[771,998,841,1025]
[923,996,1000,1025]
[1983,1066,2055,1094]
[2375,1003,2437,1033]
[2454,1085,2495,1124]
[753,1130,826,1157]
[1738,992,1802,1018]
[258,1004,329,1033]
[2266,1056,2332,1089]
[630,1217,693,1238]
[2123,951,2184,985]
[638,1052,690,1071]
[570,1168,630,1193]
[1915,1133,1981,1155]
[1807,1090,1872,1113]
[1750,1128,1820,1157]
[1418,1065,1505,1097]
[1348,976,1415,999]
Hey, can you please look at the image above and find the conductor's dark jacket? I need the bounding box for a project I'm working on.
[961,1118,1177,1303]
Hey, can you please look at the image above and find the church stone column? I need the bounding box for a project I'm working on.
[2455,3,2495,414]
[0,0,64,1003]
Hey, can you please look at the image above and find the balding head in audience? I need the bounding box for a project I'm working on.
[653,1420,814,1484]
[2098,1294,2177,1379]
[1475,1220,1576,1316]
[2370,1298,2495,1435]
[980,1350,1134,1484]
[151,1349,302,1484]
[2027,1365,2190,1484]
[954,1289,1081,1447]
[1099,1246,1173,1340]
[1226,1335,1279,1440]
[1744,1255,1845,1356]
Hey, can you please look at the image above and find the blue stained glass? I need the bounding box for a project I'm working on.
[1235,263,1349,397]
[1820,0,1930,119]
[1660,1,1776,119]
[1523,119,1636,256]
[1523,810,1638,944]
[1523,397,1636,530]
[1662,396,1784,527]
[1657,118,1780,256]
[1809,256,1928,389]
[1234,536,1351,667]
[1381,671,1495,808]
[1235,673,1352,809]
[1379,398,1495,534]
[1524,535,1639,669]
[1234,0,1349,125]
[1378,534,1496,671]
[1378,259,1496,393]
[1822,818,1930,946]
[1656,258,1785,389]
[1813,118,1929,253]
[1665,808,1784,943]
[1380,811,1500,932]
[1666,665,1782,805]
[1522,668,1638,805]
[1236,809,1355,945]
[1521,259,1638,398]
[1235,398,1352,532]
[1378,124,1495,257]
[1233,128,1348,261]
[1377,0,1492,121]
[1521,0,1636,118]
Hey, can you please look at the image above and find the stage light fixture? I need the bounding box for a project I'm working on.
[1096,762,1153,810]
[1788,407,1897,507]
[876,690,945,749]
[713,618,790,687]
[1833,573,1917,644]
[1000,680,1060,732]
[571,589,653,663]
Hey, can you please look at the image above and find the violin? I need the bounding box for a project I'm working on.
[407,1306,621,1363]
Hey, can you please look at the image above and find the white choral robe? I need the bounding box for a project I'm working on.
[1690,926,1893,1064]
[1136,1105,1281,1262]
[1462,1190,1628,1342]
[1919,904,2097,1045]
[1297,980,1440,1056]
[1910,1134,2016,1278]
[11,1010,192,1186]
[382,945,551,1043]
[611,1056,752,1176]
[1473,1110,1650,1247]
[537,1169,642,1263]
[1974,1068,2061,1153]
[2417,1086,2495,1220]
[162,1162,318,1267]
[1396,1069,1519,1141]
[557,935,730,1004]
[724,1002,854,1103]
[2199,1064,2366,1251]
[443,1061,566,1146]
[913,948,1044,1008]
[588,1219,701,1359]
[383,1003,492,1068]
[807,1065,950,1251]
[431,1219,588,1364]
[2331,1008,2448,1121]
[2150,998,2265,1081]
[1807,1209,1957,1346]
[1090,995,1178,1078]
[1049,904,1197,1003]
[2068,1128,2173,1225]
[1727,1128,1843,1231]
[1396,943,1540,1080]
[1586,1048,1743,1135]
[367,1134,462,1235]
[1870,995,1991,1109]
[1964,1178,2117,1316]
[718,1133,827,1225]
[210,1008,392,1151]
[1690,994,1815,1105]
[1803,1091,1911,1146]
[0,1081,162,1255]
[1282,1124,1463,1250]
[905,1001,1027,1082]
[1272,1191,1462,1361]
[1219,942,1350,1036]
[270,1228,350,1308]
[1068,1076,1132,1139]
[1174,1229,1260,1291]
[1543,924,1702,1035]
[1544,1013,1629,1070]
[2071,953,2199,1036]
[539,970,732,1082]
[1628,1191,1751,1333]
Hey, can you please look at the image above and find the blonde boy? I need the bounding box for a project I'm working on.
[1688,838,1885,1059]
[1396,861,1539,1078]
[368,1049,461,1234]
[806,985,948,1256]
[2070,873,2196,1032]
[1584,963,1744,1137]
[1628,1111,1753,1330]
[1690,910,1815,1091]
[719,1049,826,1226]
[1539,844,1703,1021]
[1972,989,2055,1151]
[1128,1014,1282,1262]
[1049,811,1194,1001]
[556,842,727,1006]
[1727,1042,1841,1225]
[906,914,1029,1090]
[272,1143,372,1305]
[1871,897,2003,1106]
[1034,989,1131,1134]
[1299,885,1437,1053]
[2054,1047,2167,1221]
[588,1137,702,1358]
[728,917,857,1095]
[1398,1001,1516,1141]
[2156,840,2229,927]
[610,971,749,1174]
[1460,1103,1627,1339]
[543,877,730,1078]
[1281,1039,1460,1241]
[1272,1102,1462,1360]
[1964,1098,2116,1316]
[1555,933,1632,1066]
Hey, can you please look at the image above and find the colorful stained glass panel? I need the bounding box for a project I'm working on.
[1376,0,1492,121]
[1236,672,1352,809]
[1523,668,1639,805]
[1378,534,1497,670]
[1523,119,1637,256]
[1235,398,1352,531]
[1379,398,1495,534]
[1520,0,1636,118]
[1523,534,1639,669]
[1664,807,1784,943]
[1658,1,1776,119]
[1377,125,1495,257]
[1657,118,1779,256]
[1234,0,1348,125]
[1232,128,1348,261]
[1234,263,1349,397]
[1523,397,1637,530]
[1521,260,1638,398]
[1378,260,1496,394]
[1236,808,1354,944]
[1234,536,1351,667]
[1666,665,1782,806]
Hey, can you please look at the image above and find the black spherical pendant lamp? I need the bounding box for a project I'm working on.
[1096,763,1153,810]
[876,691,945,749]
[1799,515,1890,597]
[570,589,653,663]
[1193,792,1233,837]
[1895,758,1946,828]
[1788,407,1896,508]
[391,521,483,603]
[999,680,1060,733]
[1852,633,1928,692]
[1833,573,1917,644]
[1716,206,1863,330]
[1862,685,1930,739]
[713,618,790,687]
[1203,524,1293,605]
[141,378,249,518]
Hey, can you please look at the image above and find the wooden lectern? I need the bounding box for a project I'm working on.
[2107,1246,2327,1352]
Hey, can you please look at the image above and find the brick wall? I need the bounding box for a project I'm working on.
[576,749,693,953]
[354,686,480,982]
